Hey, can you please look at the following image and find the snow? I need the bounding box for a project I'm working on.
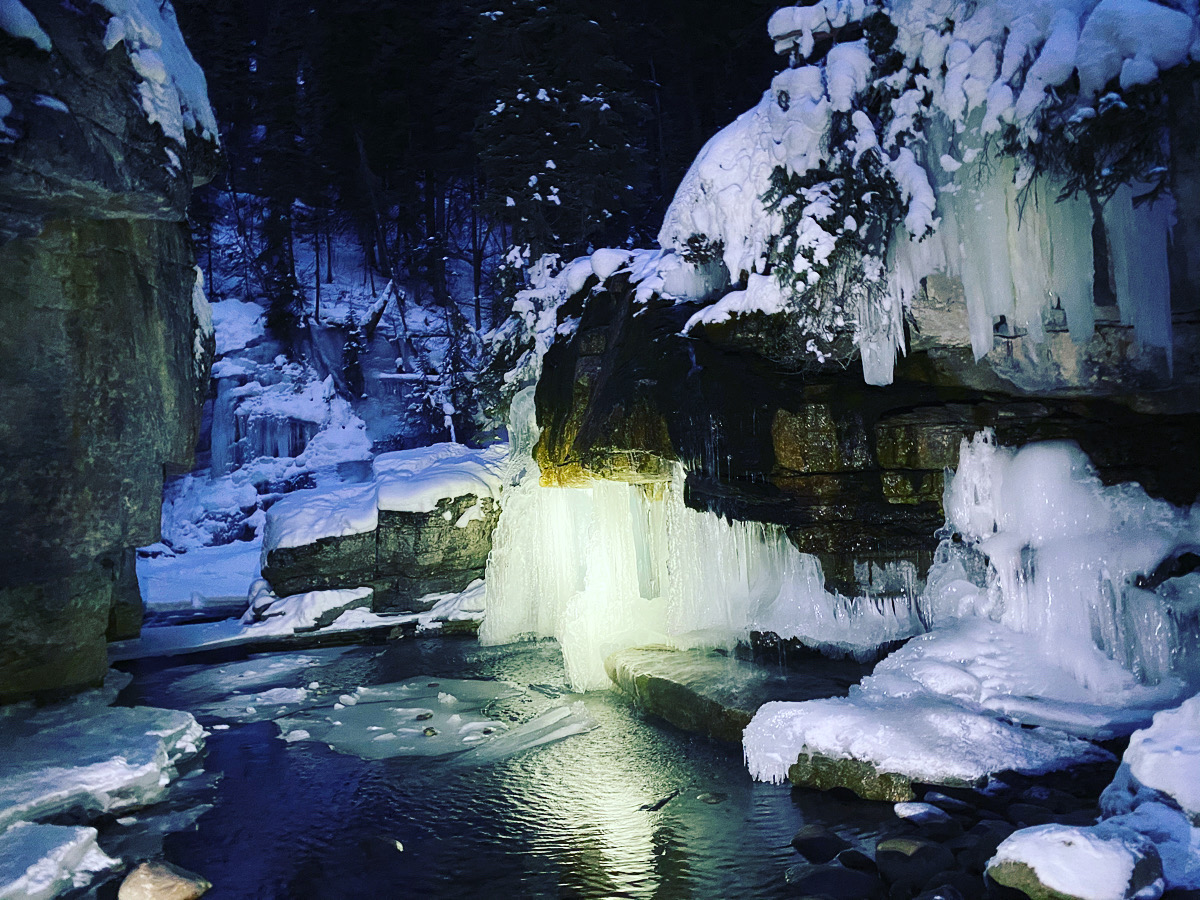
[744,431,1197,790]
[375,443,506,512]
[649,0,1196,384]
[743,695,1111,786]
[137,539,261,611]
[1075,0,1195,99]
[262,481,378,553]
[241,587,373,636]
[0,0,50,52]
[989,823,1157,900]
[0,823,116,900]
[209,299,265,356]
[93,0,218,145]
[1122,695,1200,823]
[191,266,212,375]
[259,442,506,555]
[0,702,204,831]
[934,431,1196,688]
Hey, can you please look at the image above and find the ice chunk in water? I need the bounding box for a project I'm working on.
[0,822,117,900]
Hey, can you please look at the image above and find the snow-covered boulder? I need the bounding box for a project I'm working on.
[261,443,506,611]
[986,823,1164,900]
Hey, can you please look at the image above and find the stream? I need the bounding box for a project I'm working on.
[111,636,905,899]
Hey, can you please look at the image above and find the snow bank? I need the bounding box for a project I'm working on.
[260,442,507,556]
[210,299,265,356]
[0,823,116,900]
[744,695,1110,786]
[375,442,507,512]
[241,586,373,636]
[263,482,378,553]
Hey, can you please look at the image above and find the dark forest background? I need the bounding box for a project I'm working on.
[175,0,779,330]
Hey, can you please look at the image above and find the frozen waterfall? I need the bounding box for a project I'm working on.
[480,391,924,690]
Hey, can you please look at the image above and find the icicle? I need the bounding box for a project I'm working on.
[1103,186,1174,374]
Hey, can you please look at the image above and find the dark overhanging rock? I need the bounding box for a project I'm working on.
[0,1,216,701]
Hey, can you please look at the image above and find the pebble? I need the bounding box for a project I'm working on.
[422,726,438,737]
[696,792,726,804]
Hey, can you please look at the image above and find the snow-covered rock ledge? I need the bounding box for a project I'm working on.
[260,443,506,611]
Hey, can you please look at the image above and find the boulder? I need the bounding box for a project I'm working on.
[788,752,916,803]
[119,860,211,900]
[875,836,956,889]
[604,646,861,744]
[262,494,500,613]
[985,824,1164,900]
[0,0,216,700]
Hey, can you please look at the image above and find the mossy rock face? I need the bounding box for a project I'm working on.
[787,752,916,802]
[0,2,216,700]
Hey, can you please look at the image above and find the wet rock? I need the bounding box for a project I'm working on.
[1005,803,1058,828]
[605,646,844,744]
[875,837,955,889]
[836,848,878,874]
[919,871,984,900]
[788,752,916,803]
[118,860,211,900]
[895,802,963,840]
[948,821,1016,875]
[922,791,978,816]
[786,863,885,899]
[791,824,852,864]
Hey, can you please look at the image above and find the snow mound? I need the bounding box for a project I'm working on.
[375,442,507,512]
[94,0,218,145]
[1120,695,1200,824]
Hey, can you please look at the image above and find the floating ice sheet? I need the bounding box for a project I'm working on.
[273,677,596,763]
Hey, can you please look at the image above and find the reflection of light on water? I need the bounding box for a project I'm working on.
[495,695,666,897]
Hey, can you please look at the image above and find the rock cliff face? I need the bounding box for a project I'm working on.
[533,268,1200,600]
[0,0,216,701]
